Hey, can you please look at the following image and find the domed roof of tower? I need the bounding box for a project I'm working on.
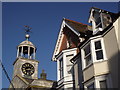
[20,40,34,46]
[18,40,36,48]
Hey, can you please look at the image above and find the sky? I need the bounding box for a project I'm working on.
[1,2,119,88]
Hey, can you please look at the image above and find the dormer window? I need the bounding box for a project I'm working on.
[89,8,112,35]
[93,11,102,29]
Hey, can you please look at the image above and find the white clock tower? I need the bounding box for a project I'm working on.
[12,26,39,80]
[10,26,56,89]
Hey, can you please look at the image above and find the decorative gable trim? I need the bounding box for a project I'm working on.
[52,20,65,61]
[52,19,82,61]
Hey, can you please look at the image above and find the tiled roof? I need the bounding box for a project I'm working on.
[64,18,92,34]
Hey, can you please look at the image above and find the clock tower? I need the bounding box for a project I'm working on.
[9,26,57,89]
[13,26,39,80]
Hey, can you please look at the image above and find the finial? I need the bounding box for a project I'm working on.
[42,69,45,73]
[24,25,32,40]
[40,69,47,80]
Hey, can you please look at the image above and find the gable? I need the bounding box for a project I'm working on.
[52,18,91,61]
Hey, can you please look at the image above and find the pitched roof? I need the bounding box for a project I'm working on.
[52,18,92,61]
[64,18,92,34]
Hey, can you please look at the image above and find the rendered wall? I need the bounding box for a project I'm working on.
[103,27,119,88]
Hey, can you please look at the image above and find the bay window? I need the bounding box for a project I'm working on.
[82,38,106,69]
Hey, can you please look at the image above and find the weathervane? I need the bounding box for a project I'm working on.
[24,25,32,40]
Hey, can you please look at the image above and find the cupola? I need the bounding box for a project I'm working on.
[16,26,36,59]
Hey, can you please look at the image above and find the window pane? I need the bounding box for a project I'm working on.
[100,80,107,90]
[96,50,103,60]
[96,17,101,25]
[60,58,63,68]
[85,55,91,66]
[93,11,100,19]
[59,58,63,79]
[93,11,102,28]
[84,44,91,66]
[95,41,102,50]
[84,44,90,56]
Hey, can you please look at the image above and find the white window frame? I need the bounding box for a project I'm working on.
[84,43,92,66]
[81,38,107,69]
[91,38,107,62]
[81,42,93,69]
[96,13,104,29]
[57,54,64,81]
[92,12,104,35]
[95,75,110,88]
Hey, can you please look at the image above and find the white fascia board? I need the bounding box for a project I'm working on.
[52,20,66,61]
[65,22,80,37]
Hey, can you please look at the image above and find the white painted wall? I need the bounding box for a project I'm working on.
[57,48,77,89]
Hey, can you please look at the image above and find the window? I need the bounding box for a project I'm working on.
[59,57,63,79]
[102,13,112,28]
[95,16,102,29]
[84,44,92,66]
[93,11,102,29]
[100,80,107,90]
[95,41,103,60]
[87,83,95,90]
[82,38,106,69]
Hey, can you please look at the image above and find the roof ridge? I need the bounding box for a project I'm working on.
[64,18,88,26]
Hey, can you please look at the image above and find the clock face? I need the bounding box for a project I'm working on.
[21,63,34,76]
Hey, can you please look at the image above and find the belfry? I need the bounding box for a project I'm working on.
[17,34,36,60]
